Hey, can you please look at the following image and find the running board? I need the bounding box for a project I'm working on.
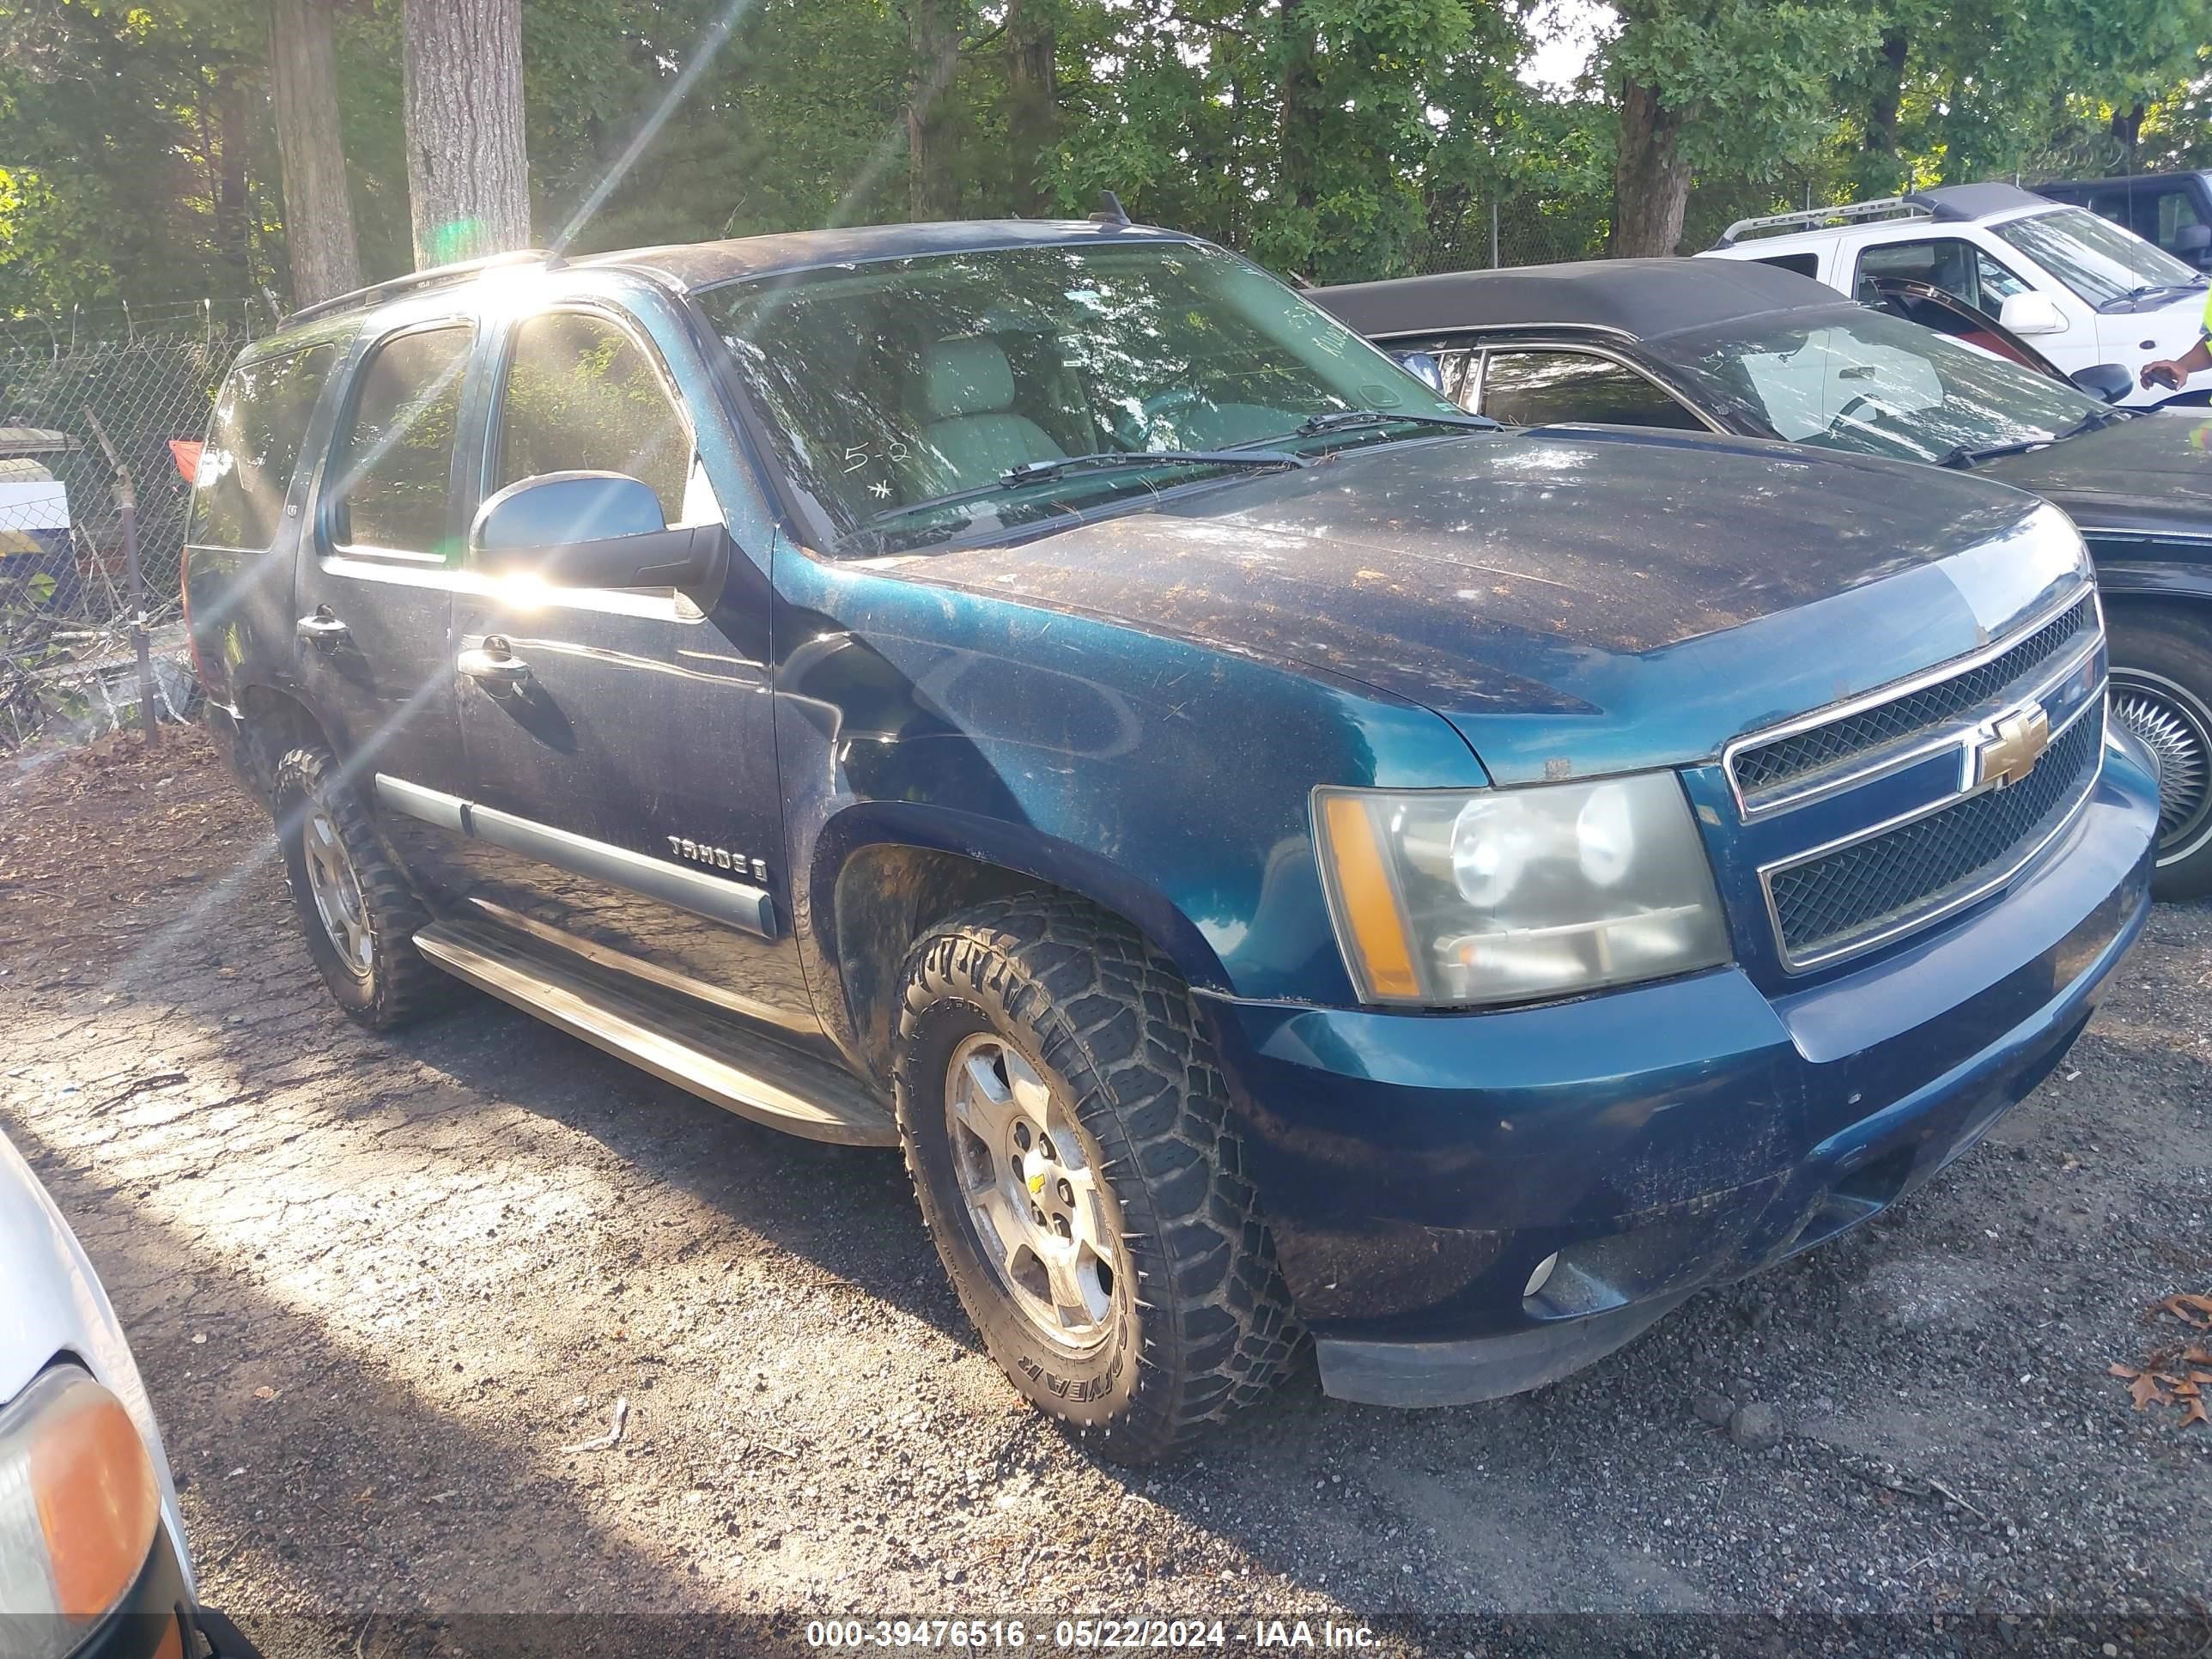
[411,919,897,1147]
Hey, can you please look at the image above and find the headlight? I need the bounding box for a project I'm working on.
[0,1366,161,1654]
[1314,773,1731,1007]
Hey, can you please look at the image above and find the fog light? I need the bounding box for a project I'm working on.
[1522,1251,1559,1300]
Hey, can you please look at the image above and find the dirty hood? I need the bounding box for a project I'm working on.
[898,426,2088,784]
[1977,406,2212,541]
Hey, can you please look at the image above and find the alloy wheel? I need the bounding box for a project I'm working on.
[944,1033,1125,1350]
[300,805,374,978]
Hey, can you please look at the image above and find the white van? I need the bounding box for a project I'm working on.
[1698,182,2209,407]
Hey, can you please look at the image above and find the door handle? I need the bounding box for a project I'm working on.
[295,608,349,647]
[458,636,532,692]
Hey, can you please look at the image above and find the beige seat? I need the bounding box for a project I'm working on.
[916,338,1063,488]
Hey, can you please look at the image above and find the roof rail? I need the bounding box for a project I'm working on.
[282,247,559,330]
[1717,196,1931,246]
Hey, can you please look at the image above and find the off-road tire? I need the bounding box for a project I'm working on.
[2107,608,2212,900]
[272,743,450,1030]
[893,894,1300,1463]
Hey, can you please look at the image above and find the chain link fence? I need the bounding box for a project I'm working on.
[1406,194,1607,277]
[1397,167,1837,278]
[0,317,258,750]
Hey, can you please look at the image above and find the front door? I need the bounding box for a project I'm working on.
[447,301,820,1044]
[294,315,477,872]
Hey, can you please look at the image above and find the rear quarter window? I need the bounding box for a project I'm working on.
[191,344,341,550]
[1752,252,1819,279]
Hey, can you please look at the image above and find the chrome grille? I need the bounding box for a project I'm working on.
[1767,704,2104,967]
[1731,596,2097,805]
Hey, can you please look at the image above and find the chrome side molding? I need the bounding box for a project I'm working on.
[373,775,775,940]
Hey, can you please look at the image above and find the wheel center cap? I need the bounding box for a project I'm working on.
[1018,1152,1047,1199]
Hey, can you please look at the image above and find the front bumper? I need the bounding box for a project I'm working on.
[1204,738,2158,1407]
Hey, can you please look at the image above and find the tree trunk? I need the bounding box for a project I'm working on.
[1609,76,1691,257]
[1857,27,1910,193]
[2111,102,2146,161]
[906,0,963,220]
[1278,0,1322,212]
[402,0,531,268]
[213,70,253,290]
[270,0,362,305]
[1005,0,1057,217]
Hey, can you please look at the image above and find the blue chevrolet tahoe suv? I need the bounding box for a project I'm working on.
[183,219,2158,1462]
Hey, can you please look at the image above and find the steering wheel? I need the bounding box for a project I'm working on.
[1139,387,1202,427]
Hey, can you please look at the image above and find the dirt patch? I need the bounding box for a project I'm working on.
[2,731,2209,1655]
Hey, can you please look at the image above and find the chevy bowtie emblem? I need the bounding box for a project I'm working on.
[1027,1171,1047,1195]
[1974,700,2051,790]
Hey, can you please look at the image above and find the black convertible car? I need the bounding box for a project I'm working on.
[1316,258,2212,896]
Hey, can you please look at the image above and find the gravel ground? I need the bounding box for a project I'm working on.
[2,729,2208,1657]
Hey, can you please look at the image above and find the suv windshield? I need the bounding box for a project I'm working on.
[1990,207,2205,309]
[693,240,1464,553]
[1650,304,2109,465]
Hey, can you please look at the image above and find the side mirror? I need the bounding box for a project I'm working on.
[1997,292,2068,337]
[1393,351,1447,394]
[471,471,724,590]
[2070,362,2134,404]
[2174,222,2212,268]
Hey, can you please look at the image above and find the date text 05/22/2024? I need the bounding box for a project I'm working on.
[804,1620,1379,1650]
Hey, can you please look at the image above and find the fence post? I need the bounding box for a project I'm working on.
[83,409,160,744]
[1490,199,1499,270]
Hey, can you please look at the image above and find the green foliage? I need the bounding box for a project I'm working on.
[1610,0,1884,173]
[0,0,282,311]
[0,0,2209,312]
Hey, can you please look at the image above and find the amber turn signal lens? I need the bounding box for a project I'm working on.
[1316,793,1420,1001]
[28,1374,159,1620]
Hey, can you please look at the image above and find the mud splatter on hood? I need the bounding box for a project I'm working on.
[886,425,2090,782]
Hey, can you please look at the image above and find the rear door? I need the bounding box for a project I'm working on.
[294,313,478,821]
[447,290,822,1043]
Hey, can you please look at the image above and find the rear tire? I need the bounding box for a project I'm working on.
[893,895,1299,1463]
[272,744,451,1030]
[2106,610,2212,900]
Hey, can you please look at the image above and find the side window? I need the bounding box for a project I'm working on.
[1753,252,1820,279]
[494,312,695,524]
[1478,350,1703,431]
[2085,191,2131,230]
[1433,348,1480,408]
[330,325,473,559]
[1972,247,2032,304]
[191,343,340,550]
[1857,238,1951,298]
[2153,188,2204,254]
[1385,343,1479,409]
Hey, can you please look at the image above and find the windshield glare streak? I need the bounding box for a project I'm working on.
[693,240,1465,552]
[1650,305,2109,465]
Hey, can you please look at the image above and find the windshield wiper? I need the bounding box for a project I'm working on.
[2100,279,2208,311]
[1938,404,2130,468]
[999,447,1309,487]
[1294,408,1500,438]
[864,448,1308,529]
[1933,436,2056,469]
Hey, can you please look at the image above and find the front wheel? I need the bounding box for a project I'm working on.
[893,896,1299,1463]
[2106,611,2212,899]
